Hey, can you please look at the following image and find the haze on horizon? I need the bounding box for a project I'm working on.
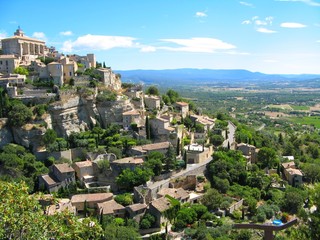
[1,0,320,74]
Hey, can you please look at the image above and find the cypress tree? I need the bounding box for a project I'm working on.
[146,116,151,140]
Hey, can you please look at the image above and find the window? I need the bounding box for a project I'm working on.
[6,61,8,66]
[0,61,2,65]
[69,71,72,76]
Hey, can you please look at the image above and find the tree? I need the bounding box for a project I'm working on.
[14,66,29,75]
[43,129,57,146]
[201,188,223,211]
[190,204,209,219]
[0,181,103,239]
[209,134,224,147]
[164,145,177,172]
[114,193,133,206]
[146,115,151,140]
[116,167,153,191]
[140,213,156,229]
[257,147,278,169]
[282,186,306,214]
[146,86,159,96]
[166,89,179,103]
[212,177,230,194]
[104,224,140,239]
[175,207,197,229]
[8,103,33,126]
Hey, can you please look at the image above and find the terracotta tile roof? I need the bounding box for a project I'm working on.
[97,200,125,215]
[286,168,303,176]
[71,193,113,204]
[145,95,160,100]
[54,163,75,173]
[41,174,57,186]
[126,203,147,212]
[0,55,16,59]
[150,197,171,213]
[2,35,45,43]
[132,142,170,153]
[123,109,140,116]
[73,160,93,168]
[157,188,189,200]
[112,157,144,165]
[176,101,189,106]
[282,161,296,169]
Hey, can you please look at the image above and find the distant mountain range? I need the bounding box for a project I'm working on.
[115,68,320,87]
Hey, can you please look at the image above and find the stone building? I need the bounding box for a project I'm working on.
[1,27,47,63]
[184,144,213,164]
[0,55,20,74]
[122,109,142,129]
[60,56,78,82]
[175,101,189,118]
[47,62,63,86]
[144,95,161,110]
[94,67,121,90]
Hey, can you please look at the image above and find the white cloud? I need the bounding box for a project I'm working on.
[159,37,236,53]
[257,27,277,33]
[0,31,7,39]
[280,22,307,28]
[255,20,268,26]
[32,32,47,41]
[252,16,259,21]
[60,31,73,36]
[240,1,254,7]
[61,34,136,52]
[275,0,320,7]
[140,46,156,52]
[242,20,251,25]
[317,40,320,43]
[265,16,274,25]
[195,11,207,17]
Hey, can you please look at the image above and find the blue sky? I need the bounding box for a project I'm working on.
[1,0,320,74]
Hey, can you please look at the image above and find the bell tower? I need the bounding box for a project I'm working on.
[14,26,24,37]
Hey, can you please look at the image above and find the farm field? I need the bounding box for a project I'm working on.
[289,116,320,128]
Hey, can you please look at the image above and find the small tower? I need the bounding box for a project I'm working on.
[14,26,24,37]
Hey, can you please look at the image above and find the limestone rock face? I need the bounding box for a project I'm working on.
[96,97,133,127]
[0,118,13,148]
[49,95,94,137]
[12,124,46,151]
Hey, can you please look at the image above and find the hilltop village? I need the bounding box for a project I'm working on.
[0,28,313,240]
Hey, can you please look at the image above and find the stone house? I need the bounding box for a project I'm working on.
[130,141,171,156]
[94,67,121,90]
[190,114,216,132]
[126,203,147,221]
[144,95,161,110]
[47,62,63,86]
[0,55,19,74]
[157,187,190,203]
[97,200,126,218]
[71,192,113,212]
[237,143,259,163]
[148,197,171,227]
[184,144,213,164]
[39,163,75,193]
[122,109,143,129]
[110,157,144,173]
[150,117,176,141]
[282,161,303,186]
[175,102,189,118]
[60,56,78,82]
[0,73,25,87]
[72,160,94,183]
